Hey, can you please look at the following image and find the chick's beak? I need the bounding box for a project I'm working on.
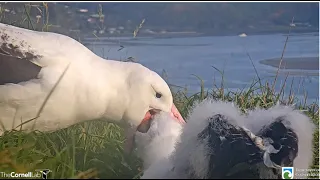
[123,103,185,154]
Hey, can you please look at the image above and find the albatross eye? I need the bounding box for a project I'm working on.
[155,92,162,98]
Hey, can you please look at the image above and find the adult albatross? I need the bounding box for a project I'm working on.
[0,23,185,153]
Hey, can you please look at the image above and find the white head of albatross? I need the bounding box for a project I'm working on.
[0,23,185,153]
[112,63,186,152]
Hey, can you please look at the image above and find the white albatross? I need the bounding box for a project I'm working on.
[0,23,185,152]
[135,99,315,179]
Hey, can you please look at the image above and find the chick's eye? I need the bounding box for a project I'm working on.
[155,92,162,98]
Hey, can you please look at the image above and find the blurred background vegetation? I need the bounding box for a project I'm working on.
[0,2,318,39]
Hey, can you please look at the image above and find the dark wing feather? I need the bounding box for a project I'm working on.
[0,32,42,85]
[196,114,299,179]
[197,114,264,179]
[257,116,299,167]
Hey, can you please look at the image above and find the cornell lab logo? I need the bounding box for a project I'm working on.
[282,167,294,179]
[36,169,51,179]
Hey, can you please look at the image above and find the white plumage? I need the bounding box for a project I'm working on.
[0,23,184,152]
[135,112,183,169]
[136,99,316,179]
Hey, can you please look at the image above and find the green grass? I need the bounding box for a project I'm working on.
[0,3,319,179]
[0,79,318,179]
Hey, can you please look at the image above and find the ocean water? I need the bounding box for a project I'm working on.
[85,33,319,104]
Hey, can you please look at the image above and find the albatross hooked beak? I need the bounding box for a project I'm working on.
[124,103,185,154]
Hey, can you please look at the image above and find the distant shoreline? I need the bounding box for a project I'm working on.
[82,31,319,48]
[82,27,319,40]
[260,57,319,71]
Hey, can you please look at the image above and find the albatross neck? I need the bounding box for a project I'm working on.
[81,58,136,125]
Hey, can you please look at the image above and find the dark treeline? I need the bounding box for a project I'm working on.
[0,2,318,37]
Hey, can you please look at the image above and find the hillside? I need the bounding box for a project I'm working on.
[0,2,318,38]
